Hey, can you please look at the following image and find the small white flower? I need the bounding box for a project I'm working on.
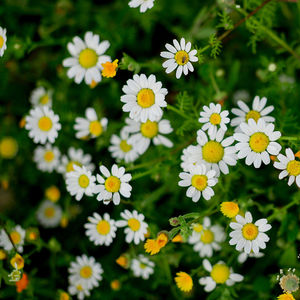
[130,255,155,279]
[29,87,53,107]
[33,143,60,172]
[229,211,271,254]
[199,259,243,292]
[274,148,300,188]
[25,106,61,144]
[180,145,203,172]
[237,251,264,264]
[128,0,154,13]
[234,118,281,168]
[93,164,132,205]
[74,107,107,139]
[160,38,198,79]
[121,74,168,122]
[116,209,148,244]
[0,27,7,57]
[0,225,25,253]
[84,212,117,246]
[36,200,62,228]
[66,165,96,201]
[179,164,218,202]
[68,280,90,300]
[63,31,111,85]
[198,103,230,137]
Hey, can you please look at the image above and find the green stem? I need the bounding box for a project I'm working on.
[268,196,300,221]
[131,168,158,181]
[166,104,191,120]
[279,136,300,141]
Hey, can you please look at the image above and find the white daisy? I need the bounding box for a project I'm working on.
[25,106,61,144]
[66,165,96,201]
[121,74,168,122]
[36,200,62,228]
[180,145,203,172]
[124,117,173,155]
[68,280,90,300]
[33,143,60,172]
[84,212,117,246]
[274,148,300,188]
[234,118,281,168]
[198,103,230,137]
[93,164,132,205]
[130,255,155,279]
[237,251,264,264]
[160,38,198,79]
[29,87,53,107]
[199,259,243,292]
[231,96,275,130]
[229,211,271,254]
[179,164,218,202]
[74,107,108,139]
[63,31,111,85]
[188,217,225,257]
[0,225,25,253]
[116,209,148,244]
[0,27,7,57]
[128,0,154,13]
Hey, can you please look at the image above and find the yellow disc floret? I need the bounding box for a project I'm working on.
[246,110,261,122]
[45,185,60,202]
[210,264,230,284]
[44,151,55,162]
[96,220,111,235]
[191,175,208,191]
[44,207,55,218]
[39,94,50,105]
[78,174,90,188]
[66,161,81,173]
[286,160,300,176]
[0,36,4,48]
[120,140,132,152]
[202,141,224,163]
[193,223,203,233]
[277,293,295,300]
[79,49,98,69]
[105,176,121,193]
[175,50,189,65]
[80,266,92,278]
[10,254,24,270]
[89,120,103,137]
[10,231,21,245]
[128,218,140,231]
[242,223,258,240]
[200,229,214,244]
[249,132,269,153]
[0,137,18,159]
[137,88,155,108]
[209,113,221,125]
[38,116,53,131]
[220,202,239,218]
[140,120,158,138]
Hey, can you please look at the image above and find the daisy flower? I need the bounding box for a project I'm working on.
[66,165,96,201]
[237,251,264,264]
[45,185,60,203]
[178,164,218,202]
[25,106,61,144]
[175,272,193,292]
[116,210,148,244]
[0,225,25,253]
[0,27,7,56]
[128,0,154,13]
[198,103,230,137]
[68,280,90,300]
[36,200,62,228]
[234,118,281,168]
[231,96,275,130]
[124,117,173,155]
[0,137,18,159]
[229,211,271,254]
[120,74,167,122]
[130,255,154,279]
[93,164,132,205]
[199,259,243,292]
[29,87,53,107]
[84,213,117,246]
[160,38,198,79]
[180,145,203,172]
[274,148,300,188]
[74,107,107,139]
[33,143,60,172]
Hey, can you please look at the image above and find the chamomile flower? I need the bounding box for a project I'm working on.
[74,107,108,139]
[180,145,203,172]
[160,38,198,79]
[128,0,154,13]
[229,211,271,254]
[66,165,96,201]
[84,213,117,246]
[130,255,154,279]
[198,103,230,137]
[0,225,25,253]
[188,217,225,257]
[234,118,281,168]
[237,251,264,264]
[25,106,61,144]
[0,27,7,56]
[274,148,300,188]
[93,164,132,205]
[63,31,111,85]
[116,210,148,244]
[36,200,62,228]
[68,280,90,300]
[199,259,243,292]
[33,143,60,172]
[29,87,53,107]
[124,117,173,155]
[121,74,167,122]
[178,164,218,202]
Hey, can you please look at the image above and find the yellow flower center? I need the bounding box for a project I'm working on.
[80,266,92,279]
[242,223,258,240]
[0,137,18,159]
[202,141,224,163]
[116,256,128,268]
[175,50,189,65]
[210,264,230,284]
[286,160,300,176]
[78,48,98,69]
[105,176,121,193]
[128,218,140,231]
[44,151,55,162]
[191,175,208,191]
[193,223,203,233]
[120,140,132,152]
[140,263,147,269]
[45,186,60,202]
[10,231,21,245]
[140,120,158,138]
[44,207,55,218]
[38,116,53,131]
[89,120,103,137]
[137,88,155,108]
[249,132,269,153]
[96,220,111,235]
[246,110,261,122]
[39,95,50,105]
[200,229,214,244]
[0,36,4,48]
[220,202,239,218]
[76,284,83,291]
[10,254,24,270]
[209,113,221,125]
[59,292,70,300]
[78,174,90,188]
[66,161,82,173]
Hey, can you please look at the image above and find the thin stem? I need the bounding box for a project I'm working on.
[131,168,158,181]
[166,104,191,120]
[279,136,299,141]
[268,196,300,221]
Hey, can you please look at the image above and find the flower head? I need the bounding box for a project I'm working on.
[130,255,155,279]
[175,272,193,292]
[0,137,18,159]
[220,202,239,218]
[45,185,60,202]
[277,294,295,300]
[0,27,7,57]
[101,59,118,78]
[10,254,24,270]
[33,143,61,172]
[16,273,29,293]
[36,200,63,228]
[144,232,168,255]
[29,87,53,107]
